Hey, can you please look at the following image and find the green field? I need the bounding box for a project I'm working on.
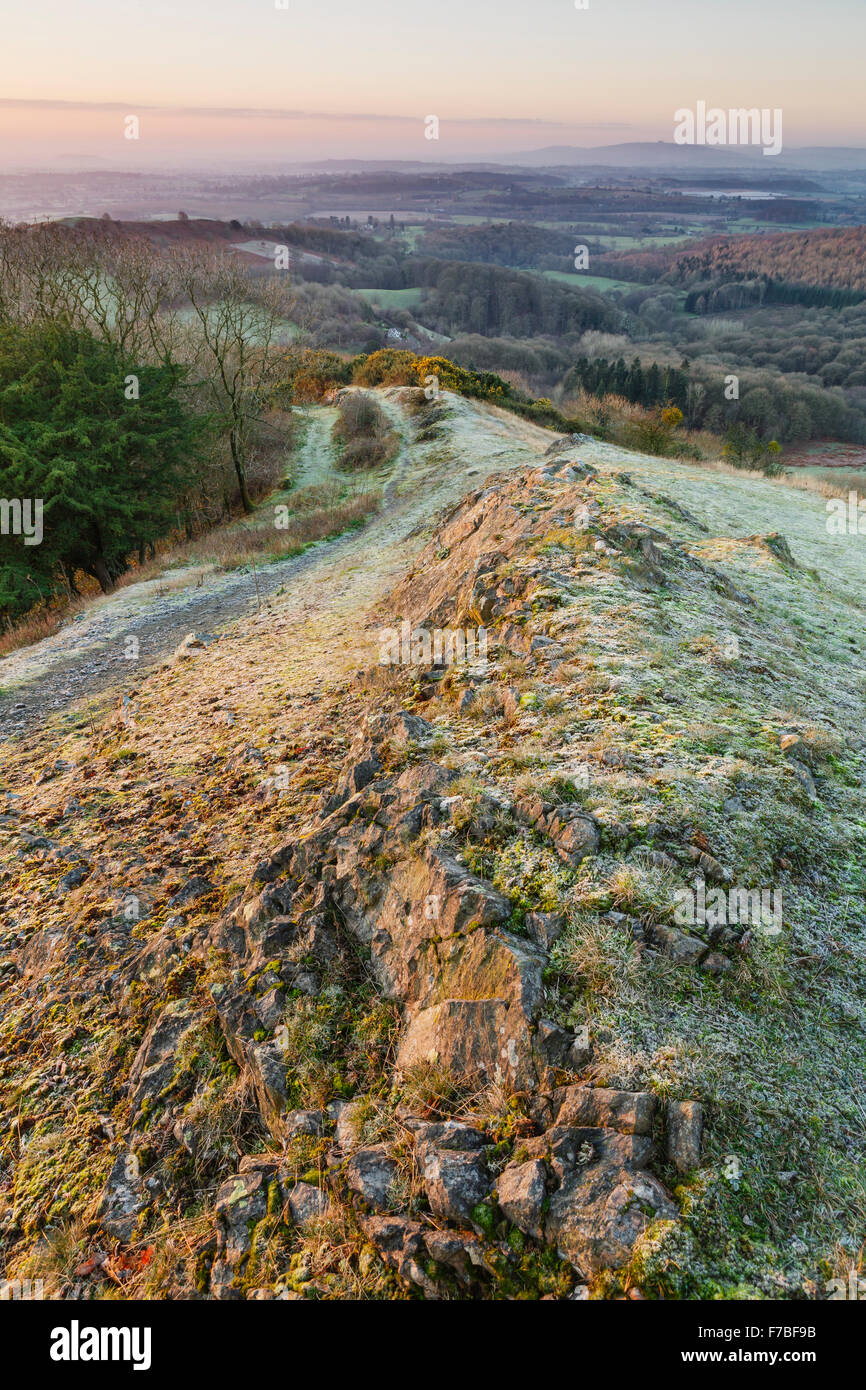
[355,286,425,310]
[540,269,649,293]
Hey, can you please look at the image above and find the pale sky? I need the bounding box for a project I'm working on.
[1,0,864,166]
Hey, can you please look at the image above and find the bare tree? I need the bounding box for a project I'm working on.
[0,222,181,363]
[171,248,289,513]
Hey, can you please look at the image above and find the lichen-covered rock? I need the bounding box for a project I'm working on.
[331,1099,365,1154]
[396,996,536,1087]
[284,1109,326,1141]
[287,1182,330,1230]
[553,1086,658,1136]
[496,1158,547,1241]
[247,1042,290,1129]
[128,1000,206,1125]
[525,911,566,951]
[405,1119,488,1151]
[215,1170,270,1265]
[359,1214,438,1297]
[422,1228,487,1283]
[546,1163,677,1275]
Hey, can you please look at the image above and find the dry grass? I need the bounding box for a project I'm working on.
[0,603,82,657]
[177,491,380,570]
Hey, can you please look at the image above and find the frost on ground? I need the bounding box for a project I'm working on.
[0,390,863,1301]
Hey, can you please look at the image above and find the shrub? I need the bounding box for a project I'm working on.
[331,391,399,471]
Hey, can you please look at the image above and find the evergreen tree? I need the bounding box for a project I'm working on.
[627,356,646,405]
[0,323,206,617]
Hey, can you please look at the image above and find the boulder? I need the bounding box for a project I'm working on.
[546,1163,677,1275]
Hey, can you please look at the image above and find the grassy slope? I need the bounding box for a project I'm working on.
[381,426,865,1297]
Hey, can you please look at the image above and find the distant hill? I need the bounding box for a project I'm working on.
[497,142,866,173]
[505,142,764,169]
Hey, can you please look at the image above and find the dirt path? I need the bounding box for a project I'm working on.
[0,532,372,741]
[290,406,339,490]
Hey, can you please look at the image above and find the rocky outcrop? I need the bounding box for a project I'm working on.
[194,700,689,1292]
[209,710,565,1102]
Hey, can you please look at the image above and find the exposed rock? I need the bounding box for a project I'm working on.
[536,1017,577,1066]
[789,760,818,798]
[701,951,733,977]
[343,1145,399,1210]
[551,811,601,867]
[554,1086,657,1136]
[247,1042,290,1129]
[98,1149,148,1241]
[253,987,285,1031]
[287,1182,330,1229]
[496,1158,547,1241]
[422,1228,487,1283]
[397,997,537,1088]
[525,911,566,950]
[168,876,214,908]
[215,1170,270,1265]
[128,1000,206,1124]
[284,1109,326,1141]
[331,1100,365,1154]
[546,1163,676,1276]
[405,1118,488,1150]
[650,924,709,966]
[525,1124,653,1173]
[359,1214,438,1297]
[515,796,600,868]
[666,1100,704,1174]
[58,864,90,892]
[416,1139,491,1222]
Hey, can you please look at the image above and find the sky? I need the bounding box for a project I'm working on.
[1,0,865,168]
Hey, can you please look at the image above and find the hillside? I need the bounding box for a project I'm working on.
[599,226,866,294]
[1,391,864,1301]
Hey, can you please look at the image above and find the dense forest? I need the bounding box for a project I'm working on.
[413,221,580,269]
[405,259,619,338]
